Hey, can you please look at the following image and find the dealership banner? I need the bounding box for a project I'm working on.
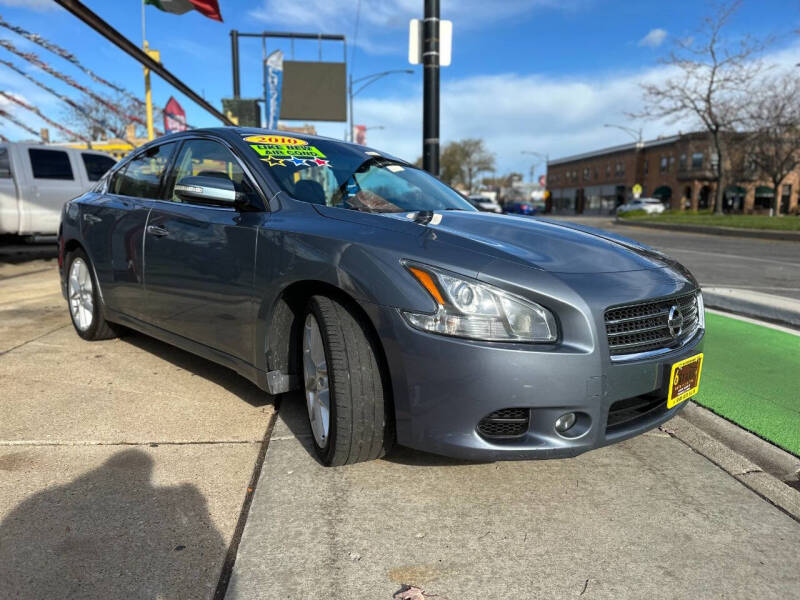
[353,124,366,145]
[163,96,188,133]
[265,50,283,129]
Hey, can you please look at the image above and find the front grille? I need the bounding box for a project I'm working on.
[605,292,700,357]
[606,394,665,431]
[477,408,530,439]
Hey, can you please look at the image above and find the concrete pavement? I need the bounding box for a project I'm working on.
[0,258,274,599]
[226,397,800,600]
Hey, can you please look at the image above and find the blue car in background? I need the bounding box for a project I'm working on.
[503,201,538,216]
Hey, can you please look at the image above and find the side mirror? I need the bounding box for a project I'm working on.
[174,175,242,207]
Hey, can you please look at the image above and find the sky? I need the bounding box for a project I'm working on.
[0,0,798,178]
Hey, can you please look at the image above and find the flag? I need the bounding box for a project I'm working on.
[164,96,188,133]
[145,0,222,22]
[265,50,283,129]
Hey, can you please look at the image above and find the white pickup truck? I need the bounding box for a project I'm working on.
[0,142,116,237]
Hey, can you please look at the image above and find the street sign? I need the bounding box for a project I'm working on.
[633,183,642,199]
[409,19,452,66]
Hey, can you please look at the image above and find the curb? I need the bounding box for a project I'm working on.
[614,219,800,242]
[703,290,800,329]
[668,406,800,523]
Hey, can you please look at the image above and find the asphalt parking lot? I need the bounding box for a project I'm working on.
[2,248,800,599]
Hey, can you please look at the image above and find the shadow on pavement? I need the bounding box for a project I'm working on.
[0,449,225,599]
[278,391,490,467]
[0,236,58,265]
[121,331,272,408]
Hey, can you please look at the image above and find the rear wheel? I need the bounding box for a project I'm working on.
[302,295,392,466]
[66,249,120,341]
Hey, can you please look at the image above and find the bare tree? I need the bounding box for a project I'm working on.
[62,92,147,142]
[440,139,495,191]
[744,73,800,214]
[635,1,766,214]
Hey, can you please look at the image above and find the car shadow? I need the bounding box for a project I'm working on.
[278,391,491,468]
[0,236,58,265]
[0,449,226,599]
[119,330,273,408]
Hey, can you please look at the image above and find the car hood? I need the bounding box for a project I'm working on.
[314,205,673,274]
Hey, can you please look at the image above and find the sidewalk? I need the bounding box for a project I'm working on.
[225,396,800,600]
[703,287,800,328]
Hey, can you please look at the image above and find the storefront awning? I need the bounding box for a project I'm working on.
[726,185,746,195]
[755,186,774,197]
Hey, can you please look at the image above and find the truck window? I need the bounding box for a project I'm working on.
[29,148,74,180]
[111,142,176,199]
[82,153,116,182]
[0,148,10,178]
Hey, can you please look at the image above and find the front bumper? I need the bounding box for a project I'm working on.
[366,301,704,461]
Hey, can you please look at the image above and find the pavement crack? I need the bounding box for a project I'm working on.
[0,323,70,357]
[0,439,263,447]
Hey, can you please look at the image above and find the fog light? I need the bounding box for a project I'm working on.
[555,412,577,433]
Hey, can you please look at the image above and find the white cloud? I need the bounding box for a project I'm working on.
[310,43,800,176]
[0,0,56,10]
[249,0,581,54]
[638,28,667,48]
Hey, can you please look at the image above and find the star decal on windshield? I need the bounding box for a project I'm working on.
[312,157,330,167]
[264,156,286,167]
[288,156,307,166]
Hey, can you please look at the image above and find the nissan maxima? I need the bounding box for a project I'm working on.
[59,129,705,466]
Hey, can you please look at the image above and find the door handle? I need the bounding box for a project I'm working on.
[146,224,169,237]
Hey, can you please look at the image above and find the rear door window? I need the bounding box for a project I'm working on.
[29,148,74,180]
[82,153,117,182]
[111,143,176,198]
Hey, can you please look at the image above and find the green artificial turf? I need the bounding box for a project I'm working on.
[619,212,800,231]
[694,312,800,456]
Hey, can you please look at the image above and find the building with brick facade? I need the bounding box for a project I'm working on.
[546,131,799,215]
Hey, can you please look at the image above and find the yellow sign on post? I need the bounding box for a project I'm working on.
[632,183,642,199]
[143,43,161,141]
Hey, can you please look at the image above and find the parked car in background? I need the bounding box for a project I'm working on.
[59,128,705,467]
[504,201,538,216]
[466,195,502,213]
[616,197,666,215]
[0,142,116,237]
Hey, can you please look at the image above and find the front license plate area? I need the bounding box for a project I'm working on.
[667,353,703,409]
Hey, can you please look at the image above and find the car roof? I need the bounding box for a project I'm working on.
[140,126,410,165]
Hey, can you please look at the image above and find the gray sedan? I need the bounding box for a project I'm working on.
[59,128,705,466]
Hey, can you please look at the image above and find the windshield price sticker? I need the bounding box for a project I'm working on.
[249,143,332,168]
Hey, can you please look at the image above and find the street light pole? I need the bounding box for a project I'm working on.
[521,150,549,183]
[348,69,413,142]
[422,0,440,176]
[603,123,643,147]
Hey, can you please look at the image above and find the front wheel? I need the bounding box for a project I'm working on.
[302,295,392,466]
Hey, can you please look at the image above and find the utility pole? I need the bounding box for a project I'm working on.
[422,0,440,176]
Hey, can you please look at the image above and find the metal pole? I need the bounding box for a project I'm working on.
[422,0,440,176]
[54,0,234,125]
[231,29,240,98]
[348,73,353,143]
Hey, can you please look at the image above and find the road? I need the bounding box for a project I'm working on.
[2,240,799,599]
[550,216,800,301]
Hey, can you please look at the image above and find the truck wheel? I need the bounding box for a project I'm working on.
[66,249,120,341]
[302,295,392,466]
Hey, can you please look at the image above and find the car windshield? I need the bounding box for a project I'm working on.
[244,134,475,213]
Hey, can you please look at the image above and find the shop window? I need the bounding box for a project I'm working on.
[679,154,687,170]
[660,156,668,172]
[691,152,704,169]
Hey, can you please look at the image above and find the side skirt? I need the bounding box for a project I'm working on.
[104,307,269,393]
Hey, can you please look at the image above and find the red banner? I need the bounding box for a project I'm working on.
[163,96,188,133]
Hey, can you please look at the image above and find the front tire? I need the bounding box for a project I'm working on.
[66,249,120,341]
[302,295,392,466]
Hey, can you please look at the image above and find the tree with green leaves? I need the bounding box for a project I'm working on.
[439,138,495,192]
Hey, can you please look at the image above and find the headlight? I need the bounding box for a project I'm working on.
[696,290,705,329]
[402,263,558,342]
